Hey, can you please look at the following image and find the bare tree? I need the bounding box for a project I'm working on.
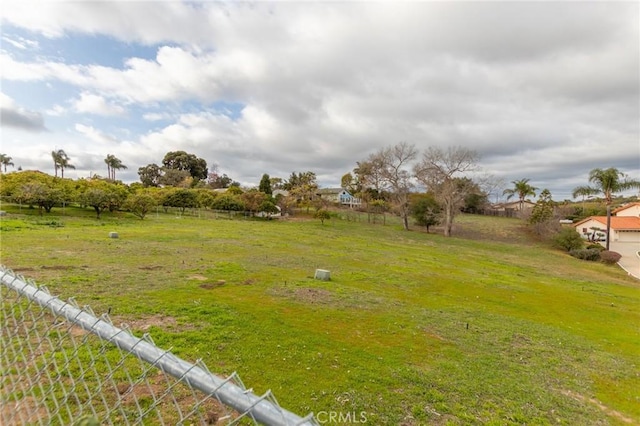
[414,146,480,237]
[371,142,418,231]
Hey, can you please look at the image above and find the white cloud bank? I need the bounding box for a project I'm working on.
[0,1,638,199]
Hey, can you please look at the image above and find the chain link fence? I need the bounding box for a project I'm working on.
[0,266,318,426]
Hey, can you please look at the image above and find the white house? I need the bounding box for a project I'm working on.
[613,202,640,218]
[315,188,361,207]
[574,202,640,242]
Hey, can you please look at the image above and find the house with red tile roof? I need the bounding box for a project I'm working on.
[574,202,640,242]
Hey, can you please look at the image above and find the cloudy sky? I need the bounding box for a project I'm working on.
[1,1,638,200]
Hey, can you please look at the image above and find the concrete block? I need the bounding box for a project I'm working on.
[314,269,331,281]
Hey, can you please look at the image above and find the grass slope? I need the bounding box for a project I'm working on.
[1,205,638,425]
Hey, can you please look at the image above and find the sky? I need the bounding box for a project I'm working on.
[1,0,639,201]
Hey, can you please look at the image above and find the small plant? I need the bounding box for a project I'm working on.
[569,249,601,261]
[314,209,331,225]
[36,219,64,228]
[585,243,605,251]
[552,228,583,251]
[600,251,622,265]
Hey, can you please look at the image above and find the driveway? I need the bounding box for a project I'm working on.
[608,242,640,280]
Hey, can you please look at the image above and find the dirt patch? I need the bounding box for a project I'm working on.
[116,370,234,424]
[269,287,335,304]
[119,314,178,332]
[560,389,635,424]
[200,280,226,290]
[188,274,208,281]
[423,329,447,342]
[1,395,49,424]
[10,267,36,272]
[139,265,163,271]
[41,265,77,270]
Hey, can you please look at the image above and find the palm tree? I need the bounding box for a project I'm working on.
[104,154,127,180]
[51,150,62,177]
[0,154,14,172]
[52,149,75,178]
[572,168,640,250]
[503,178,538,212]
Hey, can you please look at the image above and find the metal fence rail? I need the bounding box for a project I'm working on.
[0,266,318,425]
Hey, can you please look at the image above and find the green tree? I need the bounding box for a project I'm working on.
[259,174,272,196]
[529,189,556,235]
[241,190,268,216]
[16,182,60,214]
[78,179,128,218]
[104,154,127,180]
[80,188,110,219]
[463,190,488,214]
[7,172,72,214]
[196,189,217,209]
[138,164,163,187]
[503,178,537,212]
[409,193,441,233]
[162,151,208,182]
[51,149,75,178]
[530,189,554,222]
[159,168,191,187]
[1,170,47,199]
[259,200,280,218]
[51,150,62,177]
[285,171,318,213]
[227,185,244,195]
[0,154,14,173]
[572,167,640,250]
[125,193,157,219]
[162,189,199,214]
[553,227,584,252]
[341,172,362,199]
[211,194,245,212]
[269,177,284,190]
[314,209,331,225]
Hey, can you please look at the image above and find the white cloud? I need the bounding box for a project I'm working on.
[0,1,637,197]
[74,123,119,145]
[1,35,39,50]
[73,92,126,116]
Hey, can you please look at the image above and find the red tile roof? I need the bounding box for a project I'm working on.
[613,202,640,214]
[574,216,640,230]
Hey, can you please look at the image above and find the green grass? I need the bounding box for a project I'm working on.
[1,204,639,425]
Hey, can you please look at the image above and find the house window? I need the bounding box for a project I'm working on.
[582,228,587,233]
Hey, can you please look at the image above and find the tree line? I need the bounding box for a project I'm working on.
[1,146,637,238]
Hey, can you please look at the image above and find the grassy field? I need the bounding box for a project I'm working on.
[1,205,639,425]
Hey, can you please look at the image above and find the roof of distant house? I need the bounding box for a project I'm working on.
[613,202,640,214]
[574,216,640,230]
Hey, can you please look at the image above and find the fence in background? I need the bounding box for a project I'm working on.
[0,266,318,425]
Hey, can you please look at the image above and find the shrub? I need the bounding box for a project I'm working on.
[585,243,605,251]
[125,194,157,220]
[552,228,583,251]
[600,251,622,265]
[569,249,601,261]
[314,209,331,225]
